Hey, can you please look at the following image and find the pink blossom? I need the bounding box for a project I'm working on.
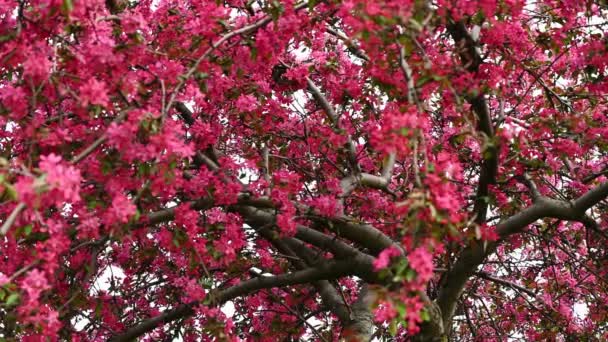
[477,224,499,241]
[109,194,137,223]
[408,247,434,283]
[0,272,9,285]
[14,177,37,206]
[79,79,110,107]
[39,153,82,203]
[276,211,297,236]
[373,246,401,271]
[558,300,573,319]
[373,300,397,322]
[0,85,28,119]
[23,47,52,81]
[235,94,258,112]
[310,195,342,217]
[21,270,49,302]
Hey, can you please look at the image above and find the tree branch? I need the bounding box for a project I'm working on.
[326,27,370,62]
[322,216,404,255]
[71,110,128,164]
[397,42,421,108]
[476,271,536,297]
[435,181,608,331]
[0,202,25,236]
[258,228,353,324]
[447,20,497,224]
[109,260,356,341]
[234,204,399,256]
[163,1,309,119]
[174,102,195,125]
[339,172,393,198]
[295,224,364,259]
[306,77,361,175]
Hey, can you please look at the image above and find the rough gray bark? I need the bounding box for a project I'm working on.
[342,284,375,342]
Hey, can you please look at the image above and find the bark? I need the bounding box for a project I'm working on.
[342,284,375,342]
[412,300,445,342]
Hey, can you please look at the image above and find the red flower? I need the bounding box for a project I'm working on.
[79,79,110,107]
[21,270,49,303]
[408,247,434,283]
[109,194,136,223]
[39,154,82,203]
[373,246,401,271]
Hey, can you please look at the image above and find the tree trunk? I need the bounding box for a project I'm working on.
[341,284,375,341]
[412,301,446,342]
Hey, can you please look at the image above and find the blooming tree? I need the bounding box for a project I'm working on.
[1,0,608,340]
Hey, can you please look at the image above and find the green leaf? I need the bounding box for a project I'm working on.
[388,320,398,336]
[416,75,432,87]
[0,33,16,43]
[3,183,17,201]
[395,301,407,318]
[133,210,141,222]
[408,18,424,32]
[131,32,145,44]
[308,0,319,10]
[62,0,73,14]
[395,259,409,275]
[420,309,431,321]
[190,35,204,51]
[199,277,213,289]
[404,268,416,282]
[5,293,19,307]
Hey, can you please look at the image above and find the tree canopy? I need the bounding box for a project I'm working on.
[1,0,608,340]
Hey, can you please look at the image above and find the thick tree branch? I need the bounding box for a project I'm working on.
[261,229,350,323]
[476,271,536,297]
[145,193,396,257]
[255,228,355,324]
[381,152,397,181]
[309,215,403,255]
[447,20,497,224]
[174,102,195,125]
[326,27,370,62]
[254,225,353,324]
[398,43,421,108]
[343,283,375,340]
[282,237,378,284]
[109,260,356,341]
[339,172,393,198]
[295,224,363,259]
[435,181,608,330]
[306,77,361,175]
[573,181,608,211]
[234,204,398,256]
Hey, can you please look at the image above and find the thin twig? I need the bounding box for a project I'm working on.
[71,110,128,164]
[0,202,26,236]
